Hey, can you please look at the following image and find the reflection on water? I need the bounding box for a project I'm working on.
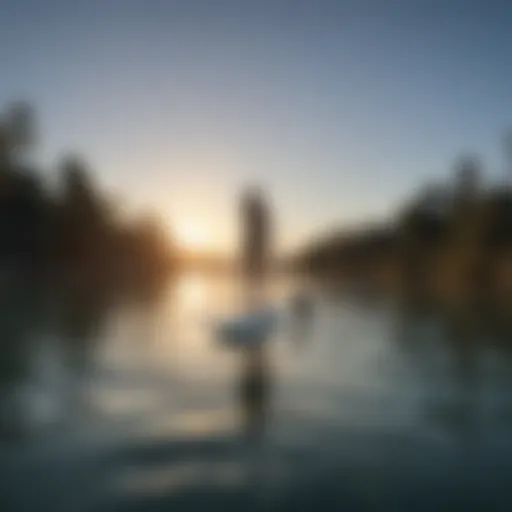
[239,344,271,440]
[2,273,512,510]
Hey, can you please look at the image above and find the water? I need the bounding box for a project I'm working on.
[1,273,512,511]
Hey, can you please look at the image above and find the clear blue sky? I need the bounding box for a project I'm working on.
[1,0,512,253]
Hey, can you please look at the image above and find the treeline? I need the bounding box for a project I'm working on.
[298,154,512,308]
[0,102,174,297]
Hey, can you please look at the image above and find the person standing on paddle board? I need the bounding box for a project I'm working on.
[241,186,271,291]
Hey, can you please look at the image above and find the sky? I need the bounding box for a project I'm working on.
[1,0,512,254]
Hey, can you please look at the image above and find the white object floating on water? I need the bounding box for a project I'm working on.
[213,306,280,348]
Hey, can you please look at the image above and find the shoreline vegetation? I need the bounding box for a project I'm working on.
[2,99,512,320]
[296,154,512,317]
[0,102,174,301]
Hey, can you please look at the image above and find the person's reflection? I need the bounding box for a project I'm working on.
[239,344,270,439]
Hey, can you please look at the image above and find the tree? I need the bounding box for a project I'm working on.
[454,153,482,207]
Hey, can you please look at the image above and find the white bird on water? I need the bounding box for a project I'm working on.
[212,291,313,348]
[212,305,282,348]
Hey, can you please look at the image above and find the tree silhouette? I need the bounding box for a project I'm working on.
[0,102,174,297]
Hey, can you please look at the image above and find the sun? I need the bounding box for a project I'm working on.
[177,221,210,251]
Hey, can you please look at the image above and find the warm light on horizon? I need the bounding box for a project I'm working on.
[176,221,212,252]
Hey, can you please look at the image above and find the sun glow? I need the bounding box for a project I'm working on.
[177,221,210,251]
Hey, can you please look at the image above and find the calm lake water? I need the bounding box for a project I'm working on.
[2,272,512,511]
